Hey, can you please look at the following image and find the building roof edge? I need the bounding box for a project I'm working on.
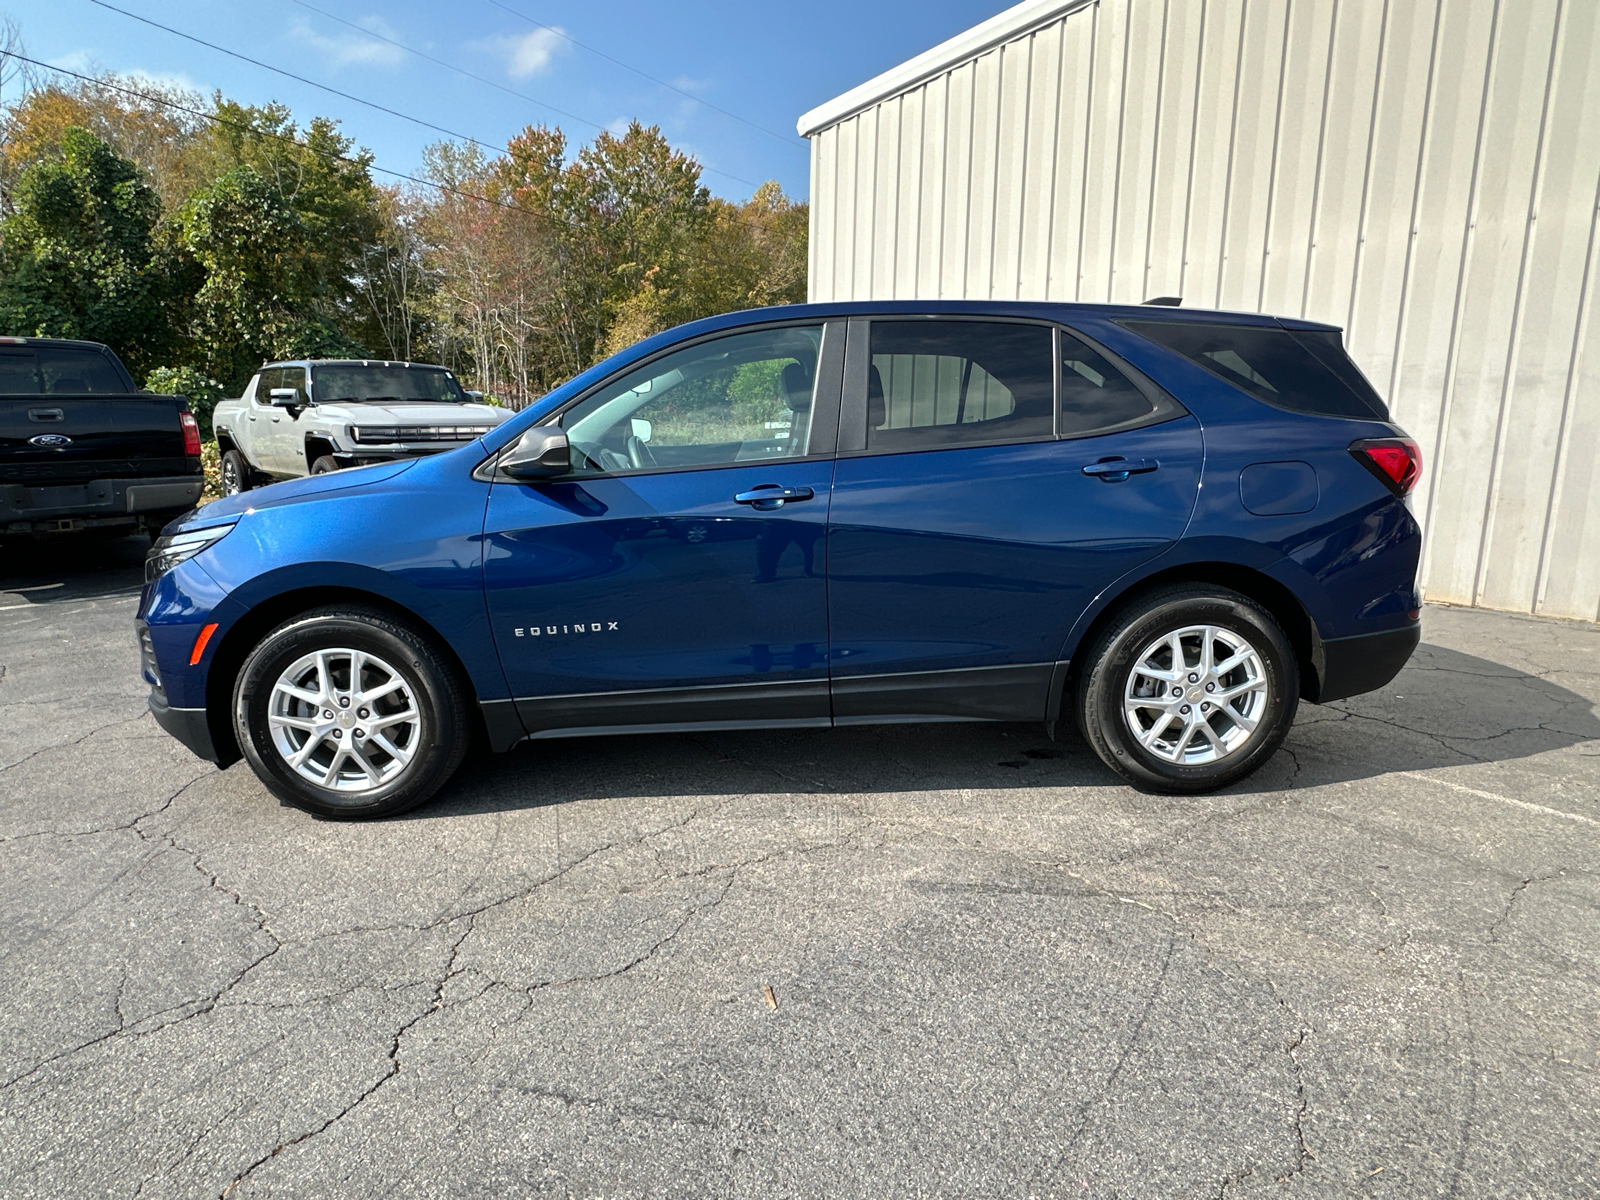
[795,0,1093,137]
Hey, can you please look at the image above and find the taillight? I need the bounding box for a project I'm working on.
[1350,437,1421,497]
[180,412,202,456]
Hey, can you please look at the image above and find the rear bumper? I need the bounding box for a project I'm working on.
[2,474,202,532]
[1311,622,1421,703]
[148,691,223,764]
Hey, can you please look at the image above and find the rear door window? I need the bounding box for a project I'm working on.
[867,321,1054,451]
[1120,320,1387,419]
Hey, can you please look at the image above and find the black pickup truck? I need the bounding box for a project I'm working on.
[0,336,204,538]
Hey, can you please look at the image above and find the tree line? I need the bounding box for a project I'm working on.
[0,50,808,422]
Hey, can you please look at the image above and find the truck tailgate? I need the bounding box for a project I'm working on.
[1,395,190,484]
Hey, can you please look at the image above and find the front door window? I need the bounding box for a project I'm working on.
[560,325,824,473]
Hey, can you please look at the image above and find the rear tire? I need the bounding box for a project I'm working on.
[310,455,342,475]
[1076,585,1298,793]
[233,606,470,819]
[220,449,252,495]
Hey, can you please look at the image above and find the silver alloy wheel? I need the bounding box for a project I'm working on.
[1123,624,1270,765]
[267,648,420,792]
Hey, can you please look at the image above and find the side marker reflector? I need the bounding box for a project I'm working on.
[190,622,219,666]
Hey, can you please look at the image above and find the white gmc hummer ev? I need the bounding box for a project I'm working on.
[211,359,511,494]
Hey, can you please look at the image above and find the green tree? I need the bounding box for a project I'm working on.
[495,121,710,380]
[176,102,380,387]
[0,126,173,374]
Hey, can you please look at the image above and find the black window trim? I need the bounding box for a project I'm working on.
[480,316,846,483]
[838,313,1189,458]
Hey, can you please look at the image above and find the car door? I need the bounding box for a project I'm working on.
[482,320,843,738]
[243,368,281,472]
[262,365,310,475]
[826,317,1204,723]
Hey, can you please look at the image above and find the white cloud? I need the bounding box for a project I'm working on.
[48,49,97,73]
[288,16,405,69]
[670,75,713,96]
[473,28,565,81]
[122,69,207,97]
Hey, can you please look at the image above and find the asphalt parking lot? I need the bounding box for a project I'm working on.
[2,535,1597,1199]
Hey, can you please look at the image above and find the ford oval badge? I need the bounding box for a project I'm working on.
[28,433,72,448]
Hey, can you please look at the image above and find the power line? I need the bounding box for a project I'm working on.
[85,0,762,189]
[479,0,806,148]
[282,0,778,188]
[0,51,564,228]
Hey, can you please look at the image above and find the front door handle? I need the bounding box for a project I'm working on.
[734,485,815,510]
[1082,457,1159,481]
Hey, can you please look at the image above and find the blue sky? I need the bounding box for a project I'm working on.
[8,0,1007,200]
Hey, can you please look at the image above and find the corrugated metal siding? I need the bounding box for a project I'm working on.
[807,0,1600,622]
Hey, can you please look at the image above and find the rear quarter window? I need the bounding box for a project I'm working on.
[1120,320,1388,419]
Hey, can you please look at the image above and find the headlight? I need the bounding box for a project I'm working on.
[146,522,235,582]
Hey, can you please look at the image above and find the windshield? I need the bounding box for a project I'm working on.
[310,364,467,403]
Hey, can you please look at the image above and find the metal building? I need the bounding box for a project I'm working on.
[799,0,1600,622]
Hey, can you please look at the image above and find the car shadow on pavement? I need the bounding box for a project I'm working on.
[419,639,1600,819]
[0,534,149,601]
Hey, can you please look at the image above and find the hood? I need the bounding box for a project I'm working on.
[319,401,509,425]
[192,457,420,524]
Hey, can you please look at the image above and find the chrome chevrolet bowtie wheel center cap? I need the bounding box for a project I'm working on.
[267,648,420,792]
[1123,625,1271,765]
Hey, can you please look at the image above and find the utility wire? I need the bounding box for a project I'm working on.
[478,0,806,148]
[1,51,573,229]
[84,0,761,188]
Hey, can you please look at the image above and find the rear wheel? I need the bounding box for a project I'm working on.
[233,606,470,819]
[220,449,251,495]
[310,455,342,475]
[1076,585,1298,793]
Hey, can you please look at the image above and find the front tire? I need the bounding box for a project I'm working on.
[1076,585,1298,793]
[233,606,470,819]
[310,455,342,475]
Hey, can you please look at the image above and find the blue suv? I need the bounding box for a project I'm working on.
[139,302,1422,818]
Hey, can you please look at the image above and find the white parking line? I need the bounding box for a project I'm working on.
[1400,770,1600,828]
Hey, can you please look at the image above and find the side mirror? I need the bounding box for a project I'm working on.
[499,427,569,479]
[268,388,300,408]
[630,417,652,443]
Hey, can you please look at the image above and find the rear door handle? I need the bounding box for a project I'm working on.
[734,485,815,510]
[1082,457,1159,481]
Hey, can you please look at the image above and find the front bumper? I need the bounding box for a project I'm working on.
[148,690,223,763]
[2,474,203,533]
[1311,622,1422,703]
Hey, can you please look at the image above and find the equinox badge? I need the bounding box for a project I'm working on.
[513,621,620,637]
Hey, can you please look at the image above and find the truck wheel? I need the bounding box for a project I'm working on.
[221,449,252,495]
[310,455,342,475]
[1076,585,1298,794]
[232,606,471,819]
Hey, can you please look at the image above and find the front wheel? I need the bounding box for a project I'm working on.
[233,606,470,819]
[1076,585,1299,793]
[310,455,342,475]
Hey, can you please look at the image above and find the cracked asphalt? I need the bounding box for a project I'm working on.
[2,535,1598,1199]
